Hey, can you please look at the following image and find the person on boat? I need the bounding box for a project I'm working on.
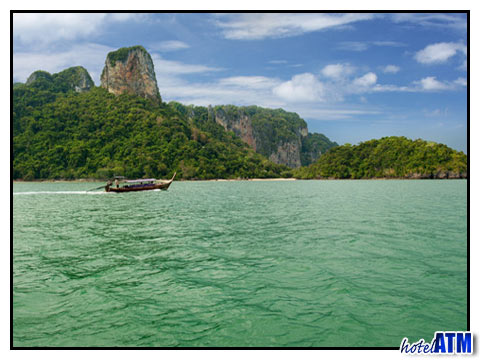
[105,180,112,192]
[115,179,119,188]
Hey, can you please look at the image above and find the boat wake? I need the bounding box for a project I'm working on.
[13,191,108,196]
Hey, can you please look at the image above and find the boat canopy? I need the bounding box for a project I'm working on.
[125,178,156,183]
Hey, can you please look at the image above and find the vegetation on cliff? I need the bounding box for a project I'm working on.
[13,81,289,180]
[106,45,150,67]
[300,133,339,166]
[293,136,467,179]
[247,106,306,158]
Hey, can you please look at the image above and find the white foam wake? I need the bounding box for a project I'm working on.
[13,191,108,196]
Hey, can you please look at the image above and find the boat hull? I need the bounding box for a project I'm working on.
[106,172,175,193]
[107,181,172,193]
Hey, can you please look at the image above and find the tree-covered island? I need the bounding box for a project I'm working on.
[13,46,467,181]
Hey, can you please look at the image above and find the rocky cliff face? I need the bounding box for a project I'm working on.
[209,106,257,150]
[268,140,303,168]
[100,46,161,102]
[261,126,306,168]
[206,105,329,168]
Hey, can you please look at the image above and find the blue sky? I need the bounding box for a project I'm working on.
[13,12,468,152]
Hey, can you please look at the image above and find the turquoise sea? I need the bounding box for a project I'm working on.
[13,180,467,347]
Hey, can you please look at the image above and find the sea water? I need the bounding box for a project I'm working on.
[13,180,467,347]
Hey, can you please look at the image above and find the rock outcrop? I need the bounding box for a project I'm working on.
[26,70,53,85]
[25,67,94,93]
[209,106,257,150]
[100,46,161,102]
[268,140,303,168]
[55,66,94,93]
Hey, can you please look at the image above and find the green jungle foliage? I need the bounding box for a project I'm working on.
[13,82,289,180]
[249,106,305,158]
[293,137,467,179]
[301,133,339,166]
[106,45,150,67]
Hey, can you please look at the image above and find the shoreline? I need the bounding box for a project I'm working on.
[12,178,298,183]
[13,177,467,183]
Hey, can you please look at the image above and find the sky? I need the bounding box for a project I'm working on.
[12,12,468,152]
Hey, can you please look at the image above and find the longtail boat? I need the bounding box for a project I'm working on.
[105,172,176,193]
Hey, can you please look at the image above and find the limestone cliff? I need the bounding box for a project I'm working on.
[268,140,303,168]
[100,46,161,102]
[209,105,257,150]
[203,105,336,168]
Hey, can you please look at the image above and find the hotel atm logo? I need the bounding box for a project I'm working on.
[400,332,473,354]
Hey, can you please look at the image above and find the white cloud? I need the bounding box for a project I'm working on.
[272,73,326,102]
[415,42,467,64]
[219,76,280,89]
[454,77,467,87]
[372,84,413,92]
[373,76,466,93]
[424,108,449,117]
[390,13,467,31]
[417,76,450,90]
[382,65,400,74]
[352,72,377,87]
[337,41,369,52]
[413,76,467,91]
[299,108,382,120]
[215,13,374,40]
[13,13,104,44]
[371,41,405,47]
[148,41,190,52]
[13,13,144,46]
[151,54,223,75]
[337,40,405,52]
[321,63,355,79]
